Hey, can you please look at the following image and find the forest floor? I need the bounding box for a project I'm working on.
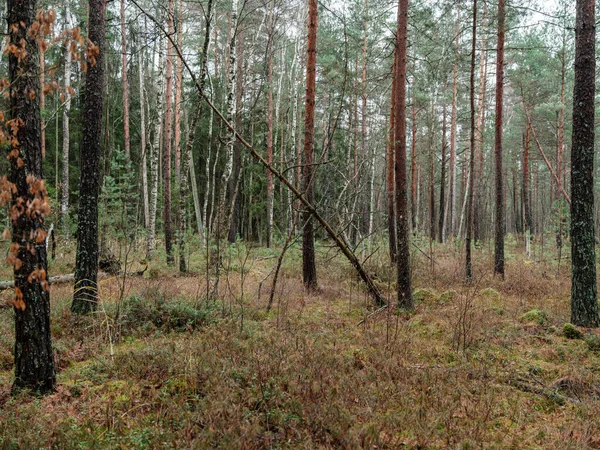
[1,236,600,449]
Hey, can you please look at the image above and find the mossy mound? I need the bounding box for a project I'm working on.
[413,288,438,304]
[563,323,584,340]
[520,309,548,326]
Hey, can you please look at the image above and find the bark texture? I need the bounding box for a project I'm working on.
[8,0,56,394]
[493,0,505,277]
[72,0,107,314]
[570,0,598,327]
[394,0,413,309]
[302,0,318,290]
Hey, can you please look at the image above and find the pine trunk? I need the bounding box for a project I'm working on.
[394,0,413,309]
[570,0,598,327]
[302,0,318,290]
[493,0,505,277]
[465,0,477,282]
[72,0,107,314]
[8,0,56,394]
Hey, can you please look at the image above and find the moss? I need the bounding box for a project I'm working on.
[413,288,437,304]
[479,288,500,301]
[585,335,600,351]
[520,309,548,326]
[439,290,458,304]
[563,323,584,340]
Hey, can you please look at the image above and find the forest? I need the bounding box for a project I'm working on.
[2,0,600,447]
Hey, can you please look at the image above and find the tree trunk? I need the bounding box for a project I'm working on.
[394,0,413,309]
[438,103,447,243]
[465,0,477,282]
[7,0,56,394]
[387,53,397,262]
[139,33,149,229]
[164,0,174,265]
[61,5,72,238]
[429,99,436,242]
[216,0,238,240]
[523,124,532,256]
[226,29,244,243]
[72,0,107,314]
[448,10,459,238]
[147,39,165,259]
[473,2,487,243]
[410,98,418,234]
[120,0,130,162]
[174,0,183,180]
[571,0,598,327]
[493,0,505,277]
[266,3,275,248]
[302,0,318,290]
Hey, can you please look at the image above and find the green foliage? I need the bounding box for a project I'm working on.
[413,288,437,304]
[585,335,600,352]
[520,309,548,326]
[117,293,218,336]
[563,323,584,340]
[99,146,139,243]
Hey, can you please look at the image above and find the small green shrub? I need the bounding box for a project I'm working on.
[117,295,217,336]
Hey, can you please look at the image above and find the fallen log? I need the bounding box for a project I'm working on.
[0,272,107,293]
[0,265,147,293]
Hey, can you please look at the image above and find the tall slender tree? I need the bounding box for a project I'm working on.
[61,4,72,238]
[570,0,598,327]
[302,0,318,290]
[394,0,413,309]
[387,52,397,262]
[120,0,130,162]
[465,0,477,282]
[493,0,505,277]
[7,0,56,394]
[72,0,107,314]
[164,0,175,265]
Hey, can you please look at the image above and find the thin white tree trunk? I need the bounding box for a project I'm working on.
[61,5,72,238]
[139,39,149,228]
[147,38,165,258]
[215,0,238,239]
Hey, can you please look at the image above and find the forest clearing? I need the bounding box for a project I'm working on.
[2,0,600,447]
[2,239,600,448]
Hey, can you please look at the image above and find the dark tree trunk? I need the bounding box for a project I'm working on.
[465,0,477,282]
[302,0,318,290]
[72,0,107,314]
[394,0,413,310]
[493,0,505,277]
[571,0,598,327]
[7,0,56,394]
[438,104,447,243]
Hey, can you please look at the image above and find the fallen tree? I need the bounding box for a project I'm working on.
[131,0,386,307]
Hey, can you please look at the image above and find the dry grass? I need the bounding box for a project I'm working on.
[1,237,600,449]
